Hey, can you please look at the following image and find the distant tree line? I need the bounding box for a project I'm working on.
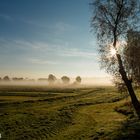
[0,74,82,85]
[0,76,35,82]
[39,74,82,85]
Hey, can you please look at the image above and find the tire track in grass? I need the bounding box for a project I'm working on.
[0,88,105,108]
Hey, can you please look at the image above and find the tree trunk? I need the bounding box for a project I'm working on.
[117,54,140,118]
[126,80,140,118]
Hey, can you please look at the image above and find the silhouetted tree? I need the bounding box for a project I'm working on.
[48,74,56,84]
[76,76,82,84]
[38,78,48,81]
[91,0,140,118]
[12,77,24,81]
[61,76,70,84]
[114,30,140,90]
[3,76,10,81]
[124,30,140,85]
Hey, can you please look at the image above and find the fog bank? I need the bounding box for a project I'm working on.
[0,77,112,86]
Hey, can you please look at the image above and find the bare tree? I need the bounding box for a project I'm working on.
[91,0,140,117]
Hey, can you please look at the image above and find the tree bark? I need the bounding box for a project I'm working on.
[117,53,140,118]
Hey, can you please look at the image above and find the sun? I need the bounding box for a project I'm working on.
[110,48,116,56]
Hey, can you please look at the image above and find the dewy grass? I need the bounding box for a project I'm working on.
[0,86,140,139]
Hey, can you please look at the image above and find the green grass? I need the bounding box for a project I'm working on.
[0,85,140,140]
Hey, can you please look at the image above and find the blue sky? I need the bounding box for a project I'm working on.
[0,0,108,79]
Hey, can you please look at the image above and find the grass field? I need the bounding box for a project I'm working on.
[0,85,140,140]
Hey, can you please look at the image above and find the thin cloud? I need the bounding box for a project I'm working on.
[20,18,74,34]
[12,39,49,50]
[55,22,74,33]
[60,48,98,58]
[28,58,59,65]
[0,14,13,21]
[20,18,49,29]
[14,39,98,59]
[0,38,98,60]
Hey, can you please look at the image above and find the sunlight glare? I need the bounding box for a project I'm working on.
[110,48,116,56]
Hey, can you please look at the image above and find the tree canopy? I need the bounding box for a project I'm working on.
[48,74,56,84]
[76,76,82,84]
[91,0,140,77]
[124,30,140,85]
[61,76,70,84]
[90,0,140,118]
[3,76,10,81]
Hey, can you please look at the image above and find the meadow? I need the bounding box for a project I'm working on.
[0,85,140,140]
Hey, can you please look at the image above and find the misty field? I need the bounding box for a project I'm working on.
[0,85,140,140]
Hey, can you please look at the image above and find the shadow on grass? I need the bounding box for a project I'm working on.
[113,118,140,140]
[113,101,140,140]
